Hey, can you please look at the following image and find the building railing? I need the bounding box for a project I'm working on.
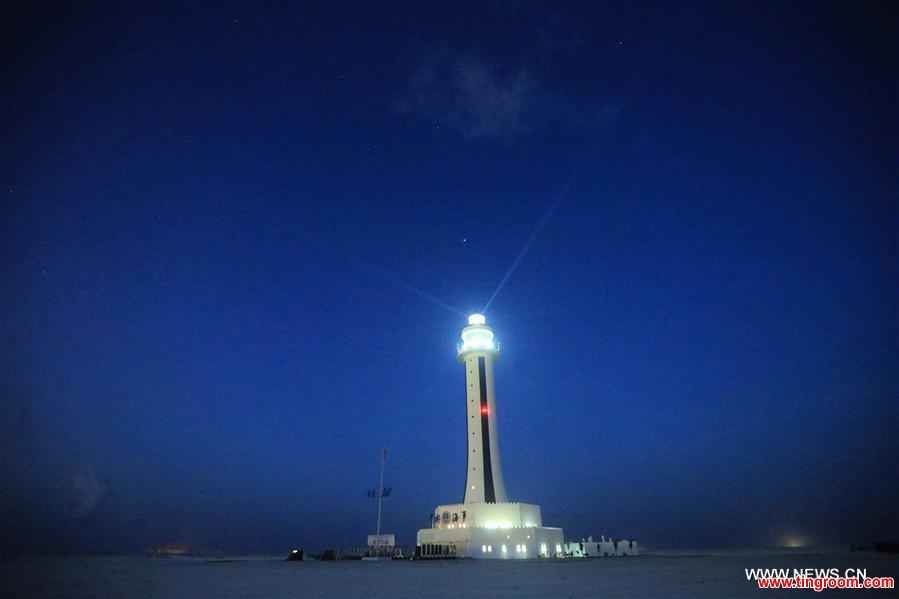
[457,341,501,354]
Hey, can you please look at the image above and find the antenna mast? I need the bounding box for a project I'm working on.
[375,448,386,540]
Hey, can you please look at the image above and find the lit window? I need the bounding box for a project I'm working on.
[482,545,487,553]
[501,545,507,552]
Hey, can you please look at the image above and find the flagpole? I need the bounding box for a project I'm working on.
[375,448,386,553]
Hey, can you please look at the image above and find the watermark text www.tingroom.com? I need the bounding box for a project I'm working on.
[744,569,894,591]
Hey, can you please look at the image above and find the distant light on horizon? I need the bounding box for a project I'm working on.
[780,534,809,548]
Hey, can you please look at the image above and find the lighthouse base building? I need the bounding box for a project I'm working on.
[417,502,564,559]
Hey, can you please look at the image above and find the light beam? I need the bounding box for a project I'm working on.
[344,252,467,317]
[482,158,588,313]
[306,232,466,317]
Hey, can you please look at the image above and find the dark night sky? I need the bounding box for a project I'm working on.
[1,1,896,554]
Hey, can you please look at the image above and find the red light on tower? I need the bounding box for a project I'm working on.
[480,406,488,415]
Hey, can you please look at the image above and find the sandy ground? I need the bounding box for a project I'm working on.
[3,549,897,598]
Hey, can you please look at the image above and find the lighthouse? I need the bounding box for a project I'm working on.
[459,313,507,504]
[415,314,564,559]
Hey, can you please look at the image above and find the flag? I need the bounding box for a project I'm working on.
[383,448,388,461]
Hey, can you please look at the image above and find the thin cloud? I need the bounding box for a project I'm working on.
[395,51,620,143]
[72,468,106,517]
[394,53,538,142]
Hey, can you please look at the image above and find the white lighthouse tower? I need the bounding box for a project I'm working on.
[416,314,564,559]
[459,313,507,504]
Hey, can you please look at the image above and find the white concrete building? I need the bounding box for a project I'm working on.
[564,535,640,557]
[416,314,564,559]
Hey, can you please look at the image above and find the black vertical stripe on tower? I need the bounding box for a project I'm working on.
[478,357,496,503]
